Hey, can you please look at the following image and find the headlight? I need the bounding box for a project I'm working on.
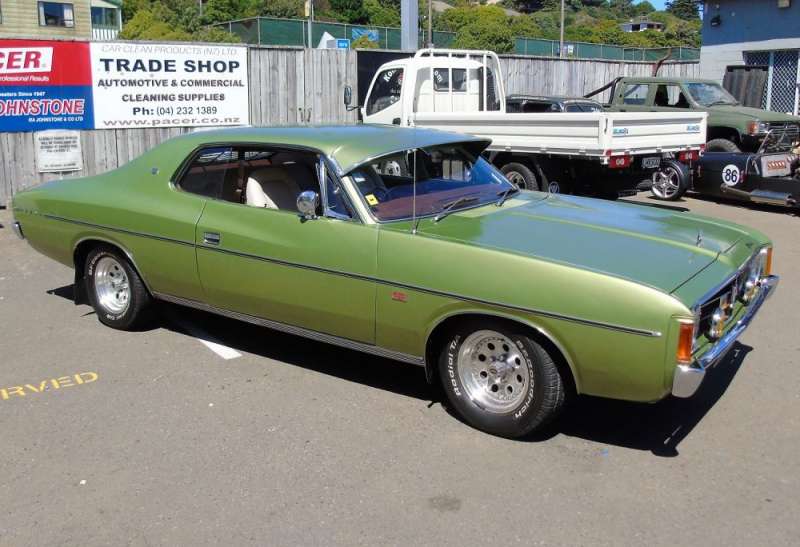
[747,120,769,136]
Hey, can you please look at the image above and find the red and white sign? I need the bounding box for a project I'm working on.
[0,47,54,74]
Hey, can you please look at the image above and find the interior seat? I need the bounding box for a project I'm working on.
[246,166,302,210]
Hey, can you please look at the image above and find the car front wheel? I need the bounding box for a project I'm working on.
[85,245,152,330]
[438,320,566,438]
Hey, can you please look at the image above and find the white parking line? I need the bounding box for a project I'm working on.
[197,338,242,360]
[165,311,243,361]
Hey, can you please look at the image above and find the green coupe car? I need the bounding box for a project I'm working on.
[10,125,778,438]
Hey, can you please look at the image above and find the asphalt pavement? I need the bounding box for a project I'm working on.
[0,193,798,546]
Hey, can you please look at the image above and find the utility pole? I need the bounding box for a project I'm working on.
[305,0,314,48]
[198,0,203,17]
[401,0,418,52]
[427,0,433,48]
[559,0,565,58]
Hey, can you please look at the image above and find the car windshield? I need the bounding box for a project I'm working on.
[685,82,738,106]
[347,144,514,222]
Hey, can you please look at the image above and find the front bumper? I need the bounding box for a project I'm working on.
[12,221,25,240]
[672,275,779,398]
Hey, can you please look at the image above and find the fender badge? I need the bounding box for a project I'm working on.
[391,291,408,302]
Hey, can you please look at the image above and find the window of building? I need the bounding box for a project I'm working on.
[38,2,75,28]
[91,7,119,27]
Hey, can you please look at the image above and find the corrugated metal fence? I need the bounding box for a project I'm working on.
[0,45,699,203]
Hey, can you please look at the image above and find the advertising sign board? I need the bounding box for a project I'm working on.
[0,40,94,131]
[89,42,250,129]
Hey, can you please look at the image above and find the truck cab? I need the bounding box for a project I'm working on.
[603,76,800,153]
[362,52,504,126]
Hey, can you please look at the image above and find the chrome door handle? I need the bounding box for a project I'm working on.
[203,232,221,245]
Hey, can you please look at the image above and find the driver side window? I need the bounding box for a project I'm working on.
[366,68,404,116]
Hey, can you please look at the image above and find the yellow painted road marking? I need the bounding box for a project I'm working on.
[1,372,99,400]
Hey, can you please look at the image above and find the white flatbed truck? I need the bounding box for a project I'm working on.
[348,49,708,196]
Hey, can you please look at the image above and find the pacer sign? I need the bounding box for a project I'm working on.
[90,42,249,129]
[0,40,94,131]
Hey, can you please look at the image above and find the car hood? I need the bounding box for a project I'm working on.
[706,104,800,123]
[415,194,751,294]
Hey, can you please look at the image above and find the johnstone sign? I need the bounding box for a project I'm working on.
[0,39,250,132]
[0,40,94,131]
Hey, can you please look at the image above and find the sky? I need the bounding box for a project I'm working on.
[644,0,669,10]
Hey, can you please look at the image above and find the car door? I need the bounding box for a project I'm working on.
[194,147,378,344]
[363,67,404,125]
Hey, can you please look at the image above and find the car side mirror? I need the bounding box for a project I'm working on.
[297,190,319,221]
[344,85,352,107]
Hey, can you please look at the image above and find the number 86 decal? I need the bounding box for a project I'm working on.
[722,164,741,186]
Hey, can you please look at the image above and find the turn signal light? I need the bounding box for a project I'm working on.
[763,247,773,277]
[676,321,695,365]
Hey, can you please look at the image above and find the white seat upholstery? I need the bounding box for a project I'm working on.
[245,166,302,210]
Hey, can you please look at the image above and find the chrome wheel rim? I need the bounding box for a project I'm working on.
[94,256,130,315]
[651,167,680,199]
[505,171,528,190]
[457,330,531,414]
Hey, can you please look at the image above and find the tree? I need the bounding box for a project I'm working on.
[453,20,515,53]
[666,0,700,20]
[257,0,304,19]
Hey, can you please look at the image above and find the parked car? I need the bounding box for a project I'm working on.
[11,125,778,438]
[352,49,705,197]
[681,150,798,207]
[505,95,604,113]
[595,76,800,153]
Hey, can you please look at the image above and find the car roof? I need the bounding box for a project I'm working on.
[619,76,719,85]
[166,125,490,175]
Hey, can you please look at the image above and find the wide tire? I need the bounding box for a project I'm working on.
[706,138,741,153]
[650,159,690,201]
[438,320,565,438]
[501,162,541,191]
[85,245,152,330]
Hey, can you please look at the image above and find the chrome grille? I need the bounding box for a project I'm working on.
[694,253,762,343]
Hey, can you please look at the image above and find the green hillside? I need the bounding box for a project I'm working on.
[119,1,702,51]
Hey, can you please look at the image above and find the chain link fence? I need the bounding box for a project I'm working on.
[215,17,699,62]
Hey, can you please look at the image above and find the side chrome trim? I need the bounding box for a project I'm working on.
[43,214,195,247]
[152,291,426,367]
[672,274,778,398]
[46,213,661,338]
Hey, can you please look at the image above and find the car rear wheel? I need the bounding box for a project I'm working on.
[650,159,689,201]
[438,320,566,438]
[706,138,741,153]
[85,245,152,330]
[501,162,540,191]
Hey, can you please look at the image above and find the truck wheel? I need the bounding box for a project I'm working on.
[85,245,152,330]
[706,138,741,153]
[501,163,540,191]
[438,320,566,438]
[650,159,689,201]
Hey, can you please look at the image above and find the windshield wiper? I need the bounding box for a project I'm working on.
[708,100,736,107]
[496,186,520,207]
[433,196,480,222]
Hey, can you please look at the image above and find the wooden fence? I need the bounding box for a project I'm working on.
[0,45,698,203]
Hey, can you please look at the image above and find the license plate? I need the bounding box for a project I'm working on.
[642,157,661,169]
